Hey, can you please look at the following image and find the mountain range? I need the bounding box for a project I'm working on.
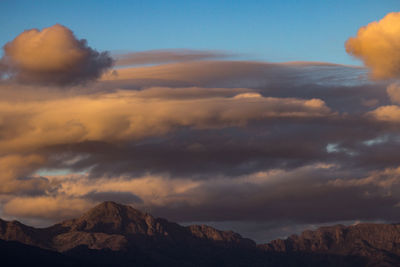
[0,201,399,266]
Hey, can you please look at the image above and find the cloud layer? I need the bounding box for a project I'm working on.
[0,24,113,85]
[1,20,400,243]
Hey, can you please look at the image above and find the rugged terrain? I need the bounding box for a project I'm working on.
[0,201,399,266]
[261,223,400,266]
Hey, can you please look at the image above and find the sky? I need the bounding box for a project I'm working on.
[1,1,400,243]
[0,0,398,64]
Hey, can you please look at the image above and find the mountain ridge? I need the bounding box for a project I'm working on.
[0,201,398,266]
[260,222,400,266]
[0,201,255,252]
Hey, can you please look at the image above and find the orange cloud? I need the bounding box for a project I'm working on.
[369,105,400,122]
[0,85,333,196]
[0,88,332,154]
[3,196,92,220]
[1,24,113,85]
[345,12,400,79]
[387,83,400,104]
[0,154,54,194]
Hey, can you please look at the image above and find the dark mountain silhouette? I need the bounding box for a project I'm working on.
[0,239,84,267]
[0,201,397,266]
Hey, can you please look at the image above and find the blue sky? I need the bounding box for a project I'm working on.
[0,1,399,65]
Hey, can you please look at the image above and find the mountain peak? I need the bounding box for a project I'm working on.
[93,200,123,208]
[81,201,143,223]
[61,201,150,234]
[88,201,135,215]
[95,201,129,208]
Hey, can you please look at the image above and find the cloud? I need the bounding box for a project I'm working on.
[2,196,92,221]
[0,154,57,195]
[0,61,388,196]
[0,83,336,198]
[147,168,399,227]
[127,86,254,100]
[387,83,400,104]
[0,50,399,241]
[103,60,364,87]
[100,60,378,114]
[83,190,143,204]
[0,88,332,154]
[114,49,232,66]
[7,163,400,232]
[345,12,400,79]
[0,24,113,85]
[328,166,400,189]
[369,105,400,122]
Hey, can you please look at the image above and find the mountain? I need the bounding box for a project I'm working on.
[0,201,398,266]
[260,223,400,266]
[0,201,262,266]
